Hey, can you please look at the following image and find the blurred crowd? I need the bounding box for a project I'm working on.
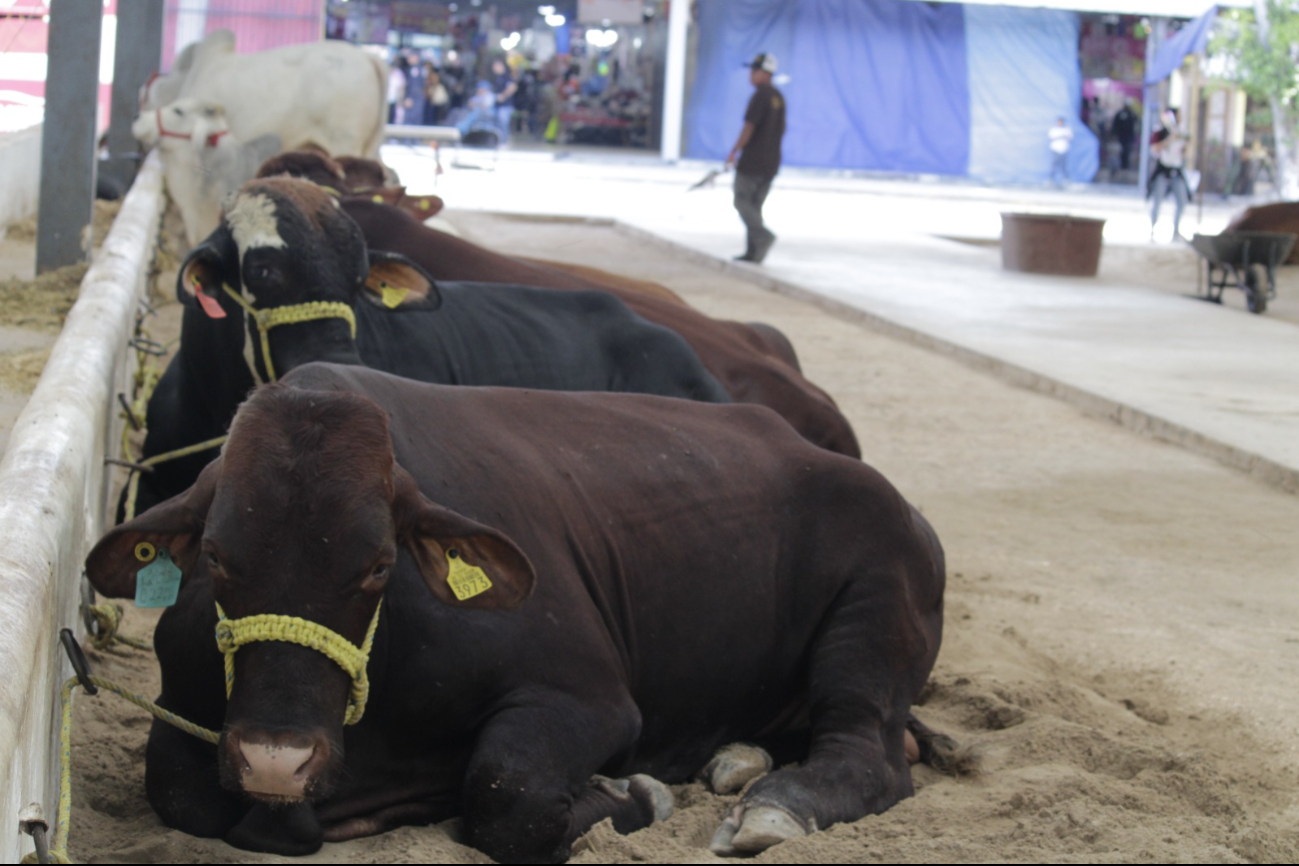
[385,48,650,148]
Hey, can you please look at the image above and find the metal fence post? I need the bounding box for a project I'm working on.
[102,0,165,194]
[35,0,104,274]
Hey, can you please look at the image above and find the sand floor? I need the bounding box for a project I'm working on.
[66,213,1299,864]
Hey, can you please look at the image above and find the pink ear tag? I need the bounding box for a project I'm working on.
[195,283,228,319]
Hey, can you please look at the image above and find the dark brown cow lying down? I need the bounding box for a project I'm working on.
[254,151,858,458]
[85,362,943,862]
[346,205,862,454]
[1226,201,1299,264]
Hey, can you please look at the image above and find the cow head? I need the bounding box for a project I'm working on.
[259,151,444,221]
[177,177,439,382]
[133,97,229,149]
[255,150,349,194]
[84,384,535,803]
[335,156,392,191]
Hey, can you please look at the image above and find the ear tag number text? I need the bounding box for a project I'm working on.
[446,550,492,601]
[135,548,183,608]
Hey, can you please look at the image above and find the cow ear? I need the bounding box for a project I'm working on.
[365,186,405,206]
[393,467,534,610]
[85,460,220,599]
[362,250,441,311]
[399,193,444,219]
[177,240,231,319]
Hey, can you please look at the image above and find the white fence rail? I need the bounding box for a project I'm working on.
[0,152,164,862]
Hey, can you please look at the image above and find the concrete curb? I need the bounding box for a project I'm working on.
[610,221,1299,496]
[0,152,163,862]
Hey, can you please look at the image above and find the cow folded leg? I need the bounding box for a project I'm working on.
[224,801,324,856]
[143,714,247,842]
[711,559,941,856]
[459,696,655,863]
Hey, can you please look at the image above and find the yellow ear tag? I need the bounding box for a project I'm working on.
[372,194,384,203]
[418,199,430,210]
[380,284,409,308]
[134,542,157,563]
[446,549,492,601]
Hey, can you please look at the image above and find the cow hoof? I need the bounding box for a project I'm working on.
[628,774,675,823]
[699,743,773,794]
[709,804,809,856]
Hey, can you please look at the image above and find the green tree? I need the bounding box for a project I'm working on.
[1214,1,1299,196]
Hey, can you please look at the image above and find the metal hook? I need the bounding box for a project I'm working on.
[58,629,97,695]
[19,803,50,865]
[117,394,141,431]
[79,574,98,639]
[128,337,167,356]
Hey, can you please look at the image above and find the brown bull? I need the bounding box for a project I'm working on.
[85,362,942,862]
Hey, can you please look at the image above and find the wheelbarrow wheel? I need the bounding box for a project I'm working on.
[1245,267,1268,314]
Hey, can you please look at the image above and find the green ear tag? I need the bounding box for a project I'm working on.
[446,550,492,601]
[135,548,182,608]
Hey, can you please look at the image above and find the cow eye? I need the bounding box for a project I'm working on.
[207,552,220,569]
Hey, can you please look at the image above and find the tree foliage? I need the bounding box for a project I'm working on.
[1213,3,1299,108]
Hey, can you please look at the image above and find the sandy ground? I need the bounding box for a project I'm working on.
[66,214,1299,864]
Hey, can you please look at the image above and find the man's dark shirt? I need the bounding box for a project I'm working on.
[738,83,786,180]
[1112,107,1136,144]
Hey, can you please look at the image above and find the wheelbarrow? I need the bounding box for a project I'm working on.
[1190,230,1296,314]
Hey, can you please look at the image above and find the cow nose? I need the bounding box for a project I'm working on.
[228,730,330,800]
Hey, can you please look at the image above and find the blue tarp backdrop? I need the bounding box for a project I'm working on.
[685,0,1097,184]
[966,5,1099,184]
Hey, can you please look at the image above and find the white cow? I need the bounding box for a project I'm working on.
[134,98,281,245]
[140,30,386,158]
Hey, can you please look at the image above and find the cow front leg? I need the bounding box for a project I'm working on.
[460,696,668,864]
[144,715,246,840]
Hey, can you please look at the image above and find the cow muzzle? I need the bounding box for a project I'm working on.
[225,726,332,801]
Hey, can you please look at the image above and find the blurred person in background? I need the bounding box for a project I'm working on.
[490,58,517,143]
[425,66,450,125]
[388,55,408,123]
[725,52,785,264]
[1112,100,1138,170]
[1149,107,1191,241]
[403,51,428,126]
[1048,116,1073,187]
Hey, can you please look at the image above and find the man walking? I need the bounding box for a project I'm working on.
[726,52,785,264]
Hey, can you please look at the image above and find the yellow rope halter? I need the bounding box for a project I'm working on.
[214,600,382,726]
[221,285,357,383]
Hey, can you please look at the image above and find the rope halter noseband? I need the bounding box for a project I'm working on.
[155,107,230,148]
[220,285,357,383]
[214,600,382,726]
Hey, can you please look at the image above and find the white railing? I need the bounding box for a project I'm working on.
[0,152,164,862]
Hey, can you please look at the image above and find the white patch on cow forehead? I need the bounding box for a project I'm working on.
[227,193,287,255]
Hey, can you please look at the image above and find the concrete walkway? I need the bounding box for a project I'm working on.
[383,145,1299,492]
